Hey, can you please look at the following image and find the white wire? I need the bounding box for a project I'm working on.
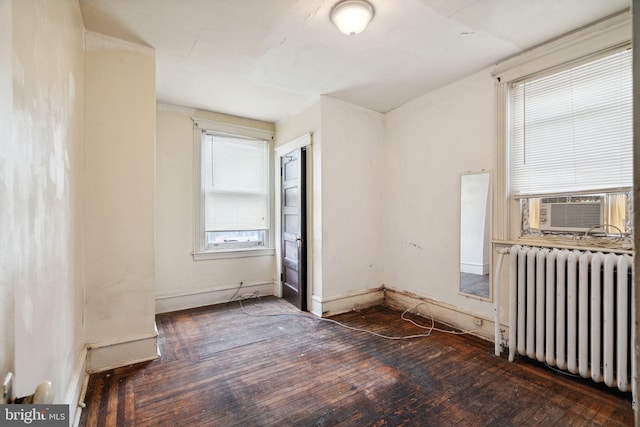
[237,297,479,340]
[582,223,625,247]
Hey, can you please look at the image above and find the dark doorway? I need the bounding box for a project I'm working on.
[281,147,307,310]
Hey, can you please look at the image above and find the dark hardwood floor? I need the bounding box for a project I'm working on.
[79,297,634,426]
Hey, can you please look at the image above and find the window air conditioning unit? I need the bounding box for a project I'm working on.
[537,198,604,232]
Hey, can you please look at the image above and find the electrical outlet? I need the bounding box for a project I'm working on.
[2,372,13,404]
[473,317,483,327]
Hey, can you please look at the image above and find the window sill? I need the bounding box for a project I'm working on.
[192,248,275,261]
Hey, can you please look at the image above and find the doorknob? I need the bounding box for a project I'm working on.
[296,236,303,248]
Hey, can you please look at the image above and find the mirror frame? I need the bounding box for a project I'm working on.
[458,170,492,301]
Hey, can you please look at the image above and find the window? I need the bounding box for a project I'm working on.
[507,47,632,242]
[510,48,632,196]
[204,133,269,249]
[193,119,274,259]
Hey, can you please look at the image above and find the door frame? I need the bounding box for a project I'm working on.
[274,133,312,309]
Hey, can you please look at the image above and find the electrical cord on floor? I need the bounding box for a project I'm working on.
[399,302,480,335]
[235,295,480,341]
[226,282,246,305]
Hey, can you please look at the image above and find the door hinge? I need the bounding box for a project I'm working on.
[280,273,284,282]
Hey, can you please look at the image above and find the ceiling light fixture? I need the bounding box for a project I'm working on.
[330,0,374,36]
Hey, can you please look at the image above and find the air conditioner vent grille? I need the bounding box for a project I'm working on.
[549,203,601,229]
[537,198,604,232]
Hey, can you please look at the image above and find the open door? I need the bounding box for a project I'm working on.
[281,147,307,310]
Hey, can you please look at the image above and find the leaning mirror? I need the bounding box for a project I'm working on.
[459,171,491,299]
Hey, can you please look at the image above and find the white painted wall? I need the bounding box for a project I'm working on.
[1,0,86,406]
[155,104,276,313]
[383,70,497,318]
[84,32,157,368]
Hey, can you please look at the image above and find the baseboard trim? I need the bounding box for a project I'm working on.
[73,373,90,427]
[155,281,276,313]
[86,327,159,373]
[65,347,87,427]
[383,286,496,342]
[274,280,283,298]
[460,262,489,275]
[310,287,384,317]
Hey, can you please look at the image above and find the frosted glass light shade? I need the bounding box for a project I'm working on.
[330,0,374,35]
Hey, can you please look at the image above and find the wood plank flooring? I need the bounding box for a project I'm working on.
[79,297,634,426]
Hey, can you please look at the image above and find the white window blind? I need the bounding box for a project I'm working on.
[203,132,269,232]
[509,48,632,196]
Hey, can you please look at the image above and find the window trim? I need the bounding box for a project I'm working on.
[192,117,275,260]
[493,11,631,244]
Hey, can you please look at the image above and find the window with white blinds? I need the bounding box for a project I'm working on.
[202,132,269,248]
[509,47,632,196]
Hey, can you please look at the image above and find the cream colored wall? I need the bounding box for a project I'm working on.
[275,98,385,315]
[275,80,498,326]
[383,69,497,320]
[84,32,157,366]
[0,0,14,388]
[2,0,86,406]
[319,97,385,304]
[155,104,276,313]
[274,101,321,148]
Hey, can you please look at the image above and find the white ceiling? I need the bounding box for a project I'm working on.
[79,0,629,123]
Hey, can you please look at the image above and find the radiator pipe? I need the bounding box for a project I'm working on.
[508,246,521,362]
[494,247,510,356]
